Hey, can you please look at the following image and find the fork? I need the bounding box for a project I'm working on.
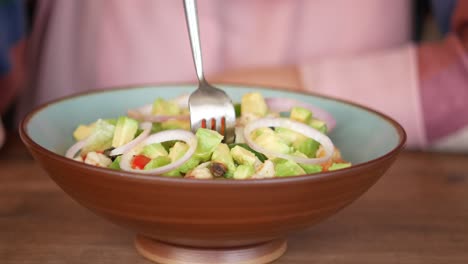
[183,0,236,143]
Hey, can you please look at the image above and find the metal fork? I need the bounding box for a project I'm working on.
[183,0,236,143]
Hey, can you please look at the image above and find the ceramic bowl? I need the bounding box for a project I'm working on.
[20,85,406,264]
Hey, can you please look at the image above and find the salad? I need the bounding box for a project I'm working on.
[66,93,351,179]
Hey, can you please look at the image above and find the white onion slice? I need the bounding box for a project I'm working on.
[65,138,88,159]
[243,118,334,164]
[109,122,152,156]
[120,130,197,174]
[127,104,189,122]
[265,97,336,132]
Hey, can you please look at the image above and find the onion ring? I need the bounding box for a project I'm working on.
[120,130,197,174]
[65,138,88,159]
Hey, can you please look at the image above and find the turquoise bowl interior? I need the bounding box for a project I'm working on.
[24,84,405,166]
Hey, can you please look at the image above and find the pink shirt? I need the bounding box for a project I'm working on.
[20,0,468,150]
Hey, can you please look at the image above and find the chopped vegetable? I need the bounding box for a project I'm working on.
[84,152,113,167]
[141,143,168,159]
[132,155,151,169]
[193,128,223,161]
[290,106,312,123]
[112,116,139,148]
[233,164,255,180]
[230,145,262,168]
[81,119,115,155]
[109,122,152,156]
[211,143,236,177]
[152,98,181,116]
[328,163,352,171]
[108,156,122,170]
[73,122,96,141]
[251,160,275,179]
[273,158,306,177]
[228,143,267,162]
[185,162,213,179]
[144,156,172,170]
[241,92,268,117]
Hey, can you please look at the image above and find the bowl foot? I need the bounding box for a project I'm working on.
[134,235,287,264]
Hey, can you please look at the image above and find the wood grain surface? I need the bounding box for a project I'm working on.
[1,133,467,264]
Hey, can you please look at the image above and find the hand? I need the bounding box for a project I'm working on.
[208,66,304,92]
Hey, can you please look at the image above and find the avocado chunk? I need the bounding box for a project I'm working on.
[152,98,181,115]
[293,138,320,158]
[144,156,172,170]
[230,145,262,167]
[274,127,305,145]
[178,156,201,174]
[168,142,189,162]
[233,164,255,180]
[193,128,224,161]
[229,143,267,162]
[108,156,122,170]
[273,158,306,177]
[211,143,236,177]
[163,169,182,177]
[73,122,96,141]
[309,119,328,134]
[161,119,190,130]
[328,162,352,171]
[290,106,312,123]
[253,131,291,155]
[251,127,274,140]
[81,119,115,155]
[112,116,139,148]
[299,163,322,174]
[104,118,118,125]
[141,143,168,159]
[167,142,201,173]
[241,92,268,117]
[291,151,323,174]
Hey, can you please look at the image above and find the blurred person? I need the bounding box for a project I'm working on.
[0,0,26,148]
[5,0,468,151]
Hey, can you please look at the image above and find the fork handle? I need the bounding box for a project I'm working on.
[183,0,205,83]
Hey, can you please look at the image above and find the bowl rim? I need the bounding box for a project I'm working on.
[19,83,406,185]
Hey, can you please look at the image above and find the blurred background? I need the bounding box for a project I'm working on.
[1,0,467,151]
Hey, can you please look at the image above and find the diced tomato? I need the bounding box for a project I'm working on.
[132,155,151,169]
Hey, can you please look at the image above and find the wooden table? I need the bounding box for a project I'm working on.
[1,133,467,264]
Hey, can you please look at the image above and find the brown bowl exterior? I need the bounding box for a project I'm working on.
[22,137,401,248]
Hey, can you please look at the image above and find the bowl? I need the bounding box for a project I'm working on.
[20,84,406,264]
